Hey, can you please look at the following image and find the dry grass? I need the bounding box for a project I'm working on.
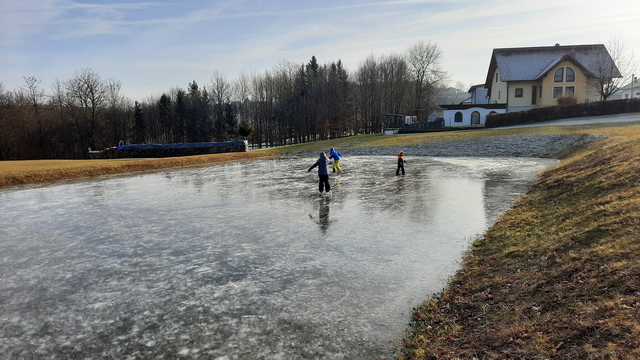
[0,149,277,187]
[399,124,640,359]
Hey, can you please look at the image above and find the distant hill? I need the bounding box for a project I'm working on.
[436,86,470,105]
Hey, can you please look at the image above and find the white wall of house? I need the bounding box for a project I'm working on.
[619,79,640,99]
[441,107,507,126]
[471,88,490,104]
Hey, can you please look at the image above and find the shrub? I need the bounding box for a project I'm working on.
[485,99,640,128]
[557,94,578,106]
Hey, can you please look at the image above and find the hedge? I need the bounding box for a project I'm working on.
[485,98,640,128]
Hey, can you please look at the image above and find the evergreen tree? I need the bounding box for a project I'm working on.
[157,93,173,143]
[132,101,145,144]
[174,89,186,143]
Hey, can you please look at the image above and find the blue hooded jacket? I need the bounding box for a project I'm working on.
[328,148,341,161]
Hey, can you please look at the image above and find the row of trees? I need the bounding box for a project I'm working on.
[0,41,449,160]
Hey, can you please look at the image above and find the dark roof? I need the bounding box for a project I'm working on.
[468,84,486,93]
[484,44,622,88]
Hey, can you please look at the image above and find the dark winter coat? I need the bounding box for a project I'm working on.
[309,156,331,176]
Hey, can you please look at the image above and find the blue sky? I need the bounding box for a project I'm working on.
[2,0,639,101]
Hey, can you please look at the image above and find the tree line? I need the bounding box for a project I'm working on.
[0,41,448,160]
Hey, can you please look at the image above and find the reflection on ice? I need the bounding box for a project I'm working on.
[0,156,556,358]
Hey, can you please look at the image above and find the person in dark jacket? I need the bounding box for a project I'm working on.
[396,151,406,175]
[308,152,332,194]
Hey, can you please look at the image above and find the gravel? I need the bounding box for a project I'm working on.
[344,133,601,158]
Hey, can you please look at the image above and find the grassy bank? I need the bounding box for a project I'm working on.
[400,127,640,359]
[0,149,278,187]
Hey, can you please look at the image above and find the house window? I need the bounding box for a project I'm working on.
[553,87,563,98]
[554,68,564,82]
[495,73,499,83]
[515,88,523,97]
[532,86,537,105]
[498,91,501,100]
[565,86,575,95]
[454,112,463,122]
[566,67,575,82]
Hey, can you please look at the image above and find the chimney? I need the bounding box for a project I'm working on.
[569,49,576,59]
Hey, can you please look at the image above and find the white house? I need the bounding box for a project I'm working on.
[437,84,504,126]
[618,77,640,99]
[437,104,507,126]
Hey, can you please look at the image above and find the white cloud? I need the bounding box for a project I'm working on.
[1,0,639,99]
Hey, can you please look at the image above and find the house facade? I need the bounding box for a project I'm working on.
[437,104,506,126]
[485,44,621,112]
[437,84,502,126]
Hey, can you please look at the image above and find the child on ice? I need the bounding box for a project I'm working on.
[308,152,333,194]
[328,147,343,174]
[396,151,406,175]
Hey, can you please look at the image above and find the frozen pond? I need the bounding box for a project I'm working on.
[0,156,557,359]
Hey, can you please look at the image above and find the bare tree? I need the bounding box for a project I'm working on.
[589,37,635,101]
[20,76,46,151]
[232,72,251,125]
[103,78,128,145]
[406,41,448,117]
[354,54,382,133]
[379,54,411,127]
[65,68,108,153]
[209,70,232,141]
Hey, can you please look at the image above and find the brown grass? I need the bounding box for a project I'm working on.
[0,149,277,187]
[399,125,640,359]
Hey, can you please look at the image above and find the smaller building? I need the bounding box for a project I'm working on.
[468,84,490,104]
[437,104,507,126]
[618,77,640,99]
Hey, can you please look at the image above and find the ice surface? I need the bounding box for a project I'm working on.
[0,156,557,358]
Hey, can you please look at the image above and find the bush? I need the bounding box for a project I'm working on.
[557,95,578,106]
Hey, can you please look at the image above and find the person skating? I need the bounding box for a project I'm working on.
[308,152,333,194]
[328,147,343,174]
[396,151,406,175]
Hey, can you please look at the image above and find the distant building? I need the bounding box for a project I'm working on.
[468,84,489,104]
[436,104,506,126]
[484,44,622,112]
[437,84,500,126]
[617,76,640,99]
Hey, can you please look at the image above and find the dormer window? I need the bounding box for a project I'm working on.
[566,67,575,82]
[554,68,564,82]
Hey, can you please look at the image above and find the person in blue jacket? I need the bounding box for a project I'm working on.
[308,152,332,194]
[328,147,343,174]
